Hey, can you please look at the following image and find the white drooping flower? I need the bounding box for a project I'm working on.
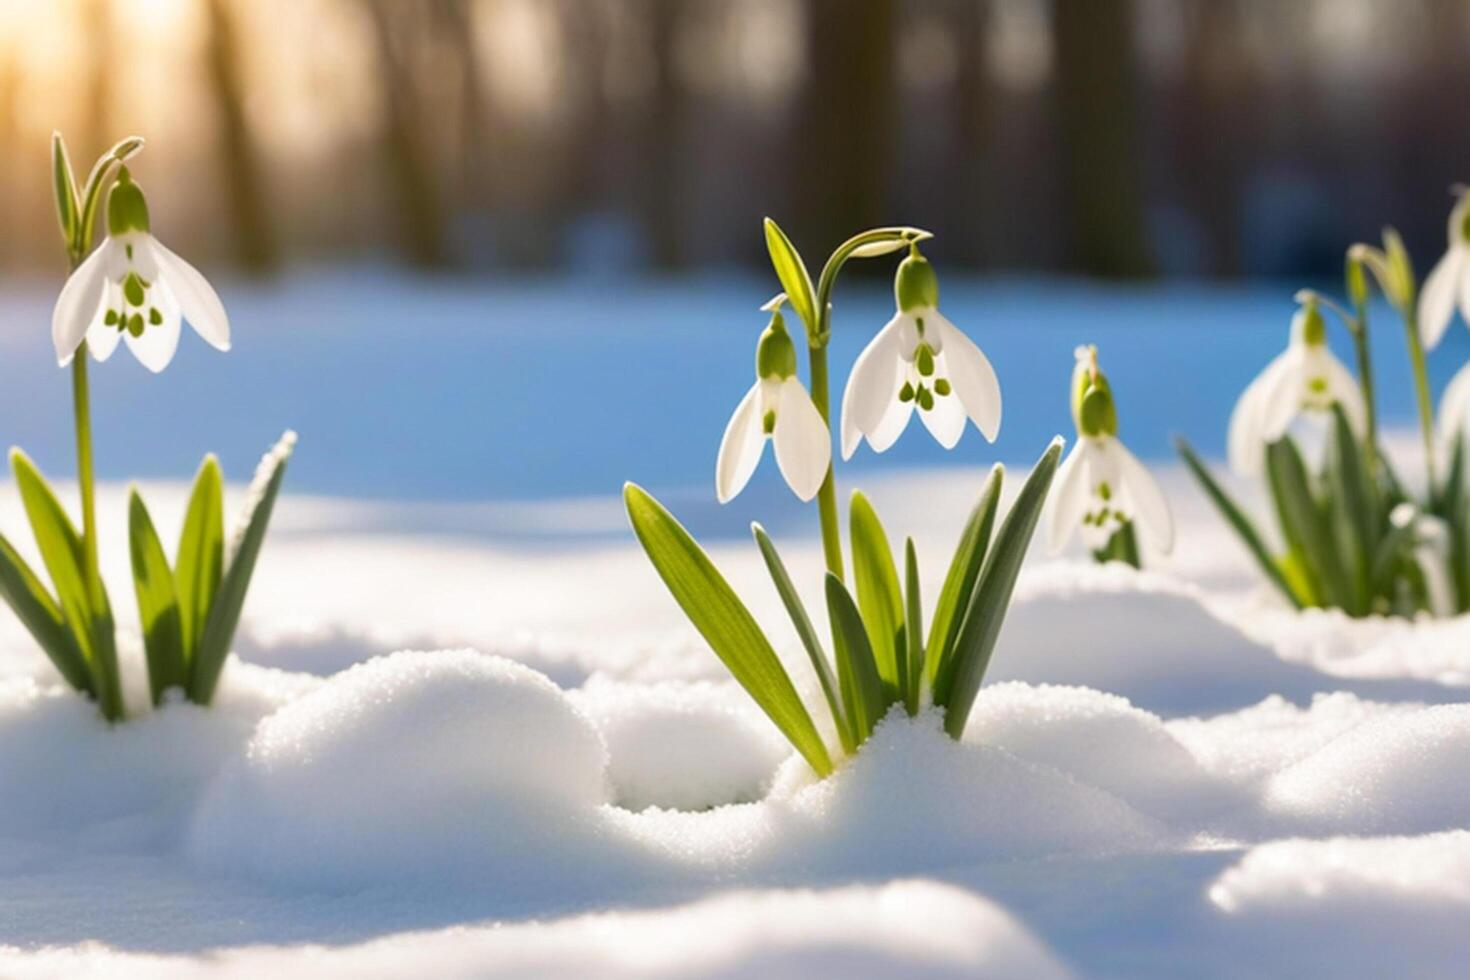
[840,250,1000,459]
[1390,504,1455,617]
[1227,299,1366,476]
[1438,359,1470,457]
[1046,346,1173,555]
[716,306,831,503]
[51,168,230,373]
[1417,188,1470,351]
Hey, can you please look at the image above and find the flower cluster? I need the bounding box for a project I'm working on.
[0,134,294,722]
[1182,199,1470,618]
[628,221,1063,778]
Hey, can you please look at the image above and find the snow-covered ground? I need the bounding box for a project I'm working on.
[1,277,1468,977]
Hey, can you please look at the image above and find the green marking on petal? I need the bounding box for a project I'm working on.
[123,272,145,307]
[1307,376,1328,394]
[127,313,143,337]
[104,309,118,326]
[1098,481,1112,501]
[934,378,951,396]
[899,382,915,403]
[149,307,162,326]
[916,344,935,377]
[762,409,776,435]
[917,385,934,411]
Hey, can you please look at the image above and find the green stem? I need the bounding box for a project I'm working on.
[1343,297,1379,478]
[1404,309,1438,494]
[802,227,930,583]
[71,348,100,596]
[807,343,845,582]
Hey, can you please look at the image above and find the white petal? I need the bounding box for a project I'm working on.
[1419,248,1463,351]
[85,321,122,364]
[1437,360,1470,449]
[715,382,766,503]
[1046,440,1091,553]
[932,311,1001,441]
[917,361,967,449]
[1112,438,1174,553]
[1257,347,1305,442]
[866,392,915,453]
[1227,351,1290,475]
[840,315,904,459]
[122,280,183,373]
[150,237,230,351]
[1323,351,1366,434]
[51,244,109,366]
[773,378,832,502]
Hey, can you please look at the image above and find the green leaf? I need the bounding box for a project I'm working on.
[763,218,817,335]
[51,133,79,249]
[191,433,295,706]
[925,465,1002,685]
[1324,403,1375,608]
[128,490,186,704]
[625,483,832,776]
[175,455,224,662]
[0,532,91,694]
[1175,436,1305,609]
[902,538,923,715]
[937,438,1062,739]
[848,491,903,700]
[824,572,887,745]
[11,450,121,718]
[1266,437,1354,612]
[753,522,852,754]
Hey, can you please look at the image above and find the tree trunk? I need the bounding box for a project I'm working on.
[797,0,897,252]
[639,0,685,269]
[204,0,278,274]
[363,0,452,269]
[1050,0,1152,278]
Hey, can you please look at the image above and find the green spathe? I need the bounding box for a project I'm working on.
[106,167,151,235]
[1071,347,1118,438]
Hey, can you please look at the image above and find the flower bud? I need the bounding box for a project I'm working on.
[106,168,150,235]
[1294,297,1326,347]
[894,251,939,312]
[1071,345,1118,438]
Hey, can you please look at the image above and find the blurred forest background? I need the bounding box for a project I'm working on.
[4,0,1470,281]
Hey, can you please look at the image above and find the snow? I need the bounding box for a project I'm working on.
[2,278,1470,976]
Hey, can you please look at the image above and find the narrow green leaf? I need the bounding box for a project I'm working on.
[1175,436,1305,609]
[938,437,1062,739]
[51,133,79,248]
[926,465,1003,685]
[849,490,903,700]
[753,522,852,754]
[11,449,120,717]
[624,483,832,776]
[1324,403,1375,609]
[128,490,186,704]
[175,455,224,662]
[902,538,923,716]
[1266,437,1354,612]
[191,432,295,706]
[825,573,886,745]
[763,218,817,333]
[0,532,91,694]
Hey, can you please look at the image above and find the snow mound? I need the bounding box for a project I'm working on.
[0,879,1074,980]
[1207,833,1470,975]
[1265,703,1470,834]
[0,663,309,847]
[188,650,614,890]
[771,709,1166,873]
[967,683,1239,824]
[571,678,789,811]
[995,562,1337,715]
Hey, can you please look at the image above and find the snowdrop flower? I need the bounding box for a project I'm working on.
[1390,504,1455,617]
[1227,298,1365,476]
[840,249,1000,459]
[716,304,831,503]
[51,168,230,373]
[1417,187,1470,351]
[1046,346,1173,554]
[1438,359,1470,459]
